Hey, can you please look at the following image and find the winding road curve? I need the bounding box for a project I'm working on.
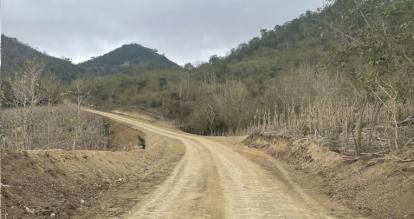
[86,109,338,219]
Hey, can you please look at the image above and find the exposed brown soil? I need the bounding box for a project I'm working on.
[0,121,185,219]
[241,131,414,219]
[4,109,410,218]
[89,109,360,219]
[108,121,145,151]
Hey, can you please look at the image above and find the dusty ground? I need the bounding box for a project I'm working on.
[1,121,184,219]
[242,132,414,219]
[88,109,360,218]
[108,121,145,151]
[5,109,403,219]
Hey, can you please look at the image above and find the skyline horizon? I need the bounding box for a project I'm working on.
[2,0,325,65]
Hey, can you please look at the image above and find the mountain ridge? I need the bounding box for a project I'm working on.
[78,43,179,75]
[1,35,179,80]
[1,35,80,81]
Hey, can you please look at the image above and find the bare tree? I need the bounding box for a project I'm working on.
[372,80,399,150]
[9,61,43,149]
[71,79,88,150]
[40,73,61,149]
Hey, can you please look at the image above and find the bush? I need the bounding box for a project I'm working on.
[137,135,146,149]
[0,126,4,144]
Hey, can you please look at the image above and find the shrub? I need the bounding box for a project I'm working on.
[137,135,146,149]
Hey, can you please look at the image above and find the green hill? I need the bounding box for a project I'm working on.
[78,43,179,74]
[1,35,179,81]
[83,0,414,136]
[1,35,79,81]
[2,0,413,139]
[198,0,413,86]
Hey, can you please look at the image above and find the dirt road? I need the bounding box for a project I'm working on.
[86,109,346,219]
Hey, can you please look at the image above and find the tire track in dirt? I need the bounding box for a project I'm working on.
[86,109,344,218]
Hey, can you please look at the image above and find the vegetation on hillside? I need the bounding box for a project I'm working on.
[1,0,413,155]
[1,35,79,81]
[83,0,414,155]
[78,43,179,74]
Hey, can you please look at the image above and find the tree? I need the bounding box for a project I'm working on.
[9,60,44,149]
[40,73,61,149]
[209,55,220,64]
[184,63,194,71]
[71,79,88,150]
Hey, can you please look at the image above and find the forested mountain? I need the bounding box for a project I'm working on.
[1,35,179,81]
[1,0,413,154]
[1,35,181,109]
[196,0,413,93]
[79,0,414,140]
[78,43,179,74]
[1,35,79,81]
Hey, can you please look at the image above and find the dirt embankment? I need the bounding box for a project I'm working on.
[91,110,359,219]
[1,121,185,219]
[242,131,414,219]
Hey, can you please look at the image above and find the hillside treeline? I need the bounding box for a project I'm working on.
[84,0,414,154]
[1,0,413,154]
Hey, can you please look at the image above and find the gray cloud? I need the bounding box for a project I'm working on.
[2,0,324,65]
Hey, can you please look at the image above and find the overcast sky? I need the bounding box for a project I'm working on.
[2,0,325,65]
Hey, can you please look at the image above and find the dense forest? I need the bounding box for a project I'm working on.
[1,0,413,155]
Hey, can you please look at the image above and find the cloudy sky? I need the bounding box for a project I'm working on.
[2,0,324,65]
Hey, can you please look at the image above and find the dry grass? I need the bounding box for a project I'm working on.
[0,103,109,150]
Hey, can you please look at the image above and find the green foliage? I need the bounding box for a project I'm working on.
[2,0,412,138]
[0,126,4,143]
[1,35,79,81]
[1,35,179,83]
[328,0,414,75]
[137,135,146,149]
[82,68,187,107]
[80,0,413,136]
[78,44,178,74]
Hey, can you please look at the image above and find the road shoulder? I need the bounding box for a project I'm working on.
[210,136,362,219]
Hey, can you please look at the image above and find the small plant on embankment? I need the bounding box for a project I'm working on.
[137,135,146,149]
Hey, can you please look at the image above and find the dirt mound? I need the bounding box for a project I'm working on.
[243,131,292,156]
[108,121,145,151]
[1,122,185,219]
[243,131,414,219]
